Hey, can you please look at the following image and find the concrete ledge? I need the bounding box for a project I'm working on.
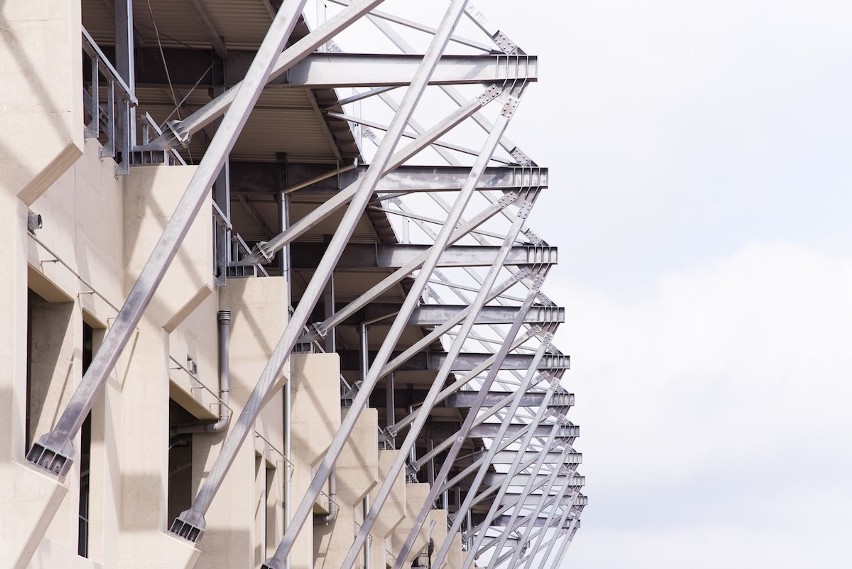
[0,461,68,569]
[118,531,201,569]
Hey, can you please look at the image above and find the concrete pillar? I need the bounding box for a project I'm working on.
[193,277,288,569]
[391,483,432,567]
[313,408,379,569]
[0,0,84,204]
[289,353,341,569]
[372,450,406,569]
[0,178,69,568]
[111,164,214,569]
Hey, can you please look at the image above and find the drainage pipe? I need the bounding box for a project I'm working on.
[171,310,232,436]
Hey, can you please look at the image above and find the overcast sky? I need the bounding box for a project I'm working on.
[476,1,852,567]
[327,1,852,565]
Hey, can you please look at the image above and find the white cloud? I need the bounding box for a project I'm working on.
[556,241,852,567]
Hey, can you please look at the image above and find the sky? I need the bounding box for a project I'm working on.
[324,1,852,566]
[474,1,852,567]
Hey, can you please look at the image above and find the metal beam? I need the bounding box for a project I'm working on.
[364,165,548,193]
[236,85,508,267]
[468,423,579,439]
[229,52,538,88]
[345,303,564,326]
[446,390,573,408]
[290,244,557,270]
[188,0,228,59]
[261,5,470,567]
[340,350,570,372]
[438,402,562,569]
[345,90,536,569]
[456,451,581,467]
[484,474,586,492]
[417,421,576,442]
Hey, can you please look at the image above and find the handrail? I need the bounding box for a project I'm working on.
[81,27,137,105]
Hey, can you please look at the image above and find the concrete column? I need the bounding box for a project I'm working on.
[371,450,406,569]
[0,0,84,204]
[110,164,217,569]
[0,184,69,568]
[313,408,379,569]
[193,277,288,569]
[289,353,341,569]
[391,483,432,567]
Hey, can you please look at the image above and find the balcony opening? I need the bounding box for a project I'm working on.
[168,400,195,524]
[77,322,94,558]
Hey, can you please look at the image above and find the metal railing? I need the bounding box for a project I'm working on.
[82,27,136,176]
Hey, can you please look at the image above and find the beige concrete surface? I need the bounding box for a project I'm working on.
[0,0,84,204]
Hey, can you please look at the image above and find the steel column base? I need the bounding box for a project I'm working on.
[26,440,73,477]
[169,513,206,542]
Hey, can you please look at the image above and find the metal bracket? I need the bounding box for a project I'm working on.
[524,228,547,246]
[165,119,191,149]
[501,95,521,119]
[510,146,533,166]
[492,31,518,54]
[26,441,74,477]
[497,191,519,209]
[477,83,503,106]
[512,267,533,282]
[169,511,206,542]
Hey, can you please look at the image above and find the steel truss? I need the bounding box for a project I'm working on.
[23,1,584,568]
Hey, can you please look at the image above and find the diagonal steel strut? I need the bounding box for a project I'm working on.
[256,3,472,566]
[387,234,546,569]
[167,0,466,547]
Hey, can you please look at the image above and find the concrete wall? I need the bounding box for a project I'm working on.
[289,354,341,569]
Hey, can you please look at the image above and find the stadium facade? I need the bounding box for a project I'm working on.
[0,1,585,568]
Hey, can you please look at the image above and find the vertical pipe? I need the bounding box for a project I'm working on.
[363,496,371,569]
[385,372,395,437]
[284,377,292,569]
[324,276,336,353]
[426,438,435,487]
[360,324,369,385]
[114,0,135,146]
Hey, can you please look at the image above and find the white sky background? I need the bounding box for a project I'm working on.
[320,1,852,566]
[475,1,852,567]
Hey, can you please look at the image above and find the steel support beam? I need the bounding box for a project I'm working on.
[26,0,310,479]
[468,422,579,439]
[260,5,472,567]
[290,243,557,269]
[485,474,586,492]
[387,334,543,437]
[457,450,581,467]
[411,383,557,472]
[339,84,531,569]
[340,350,570,372]
[389,265,548,569]
[366,165,548,193]
[446,389,573,408]
[167,0,452,551]
[214,51,539,88]
[436,396,561,569]
[236,85,507,267]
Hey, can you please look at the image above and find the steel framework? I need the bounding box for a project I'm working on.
[21,2,585,568]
